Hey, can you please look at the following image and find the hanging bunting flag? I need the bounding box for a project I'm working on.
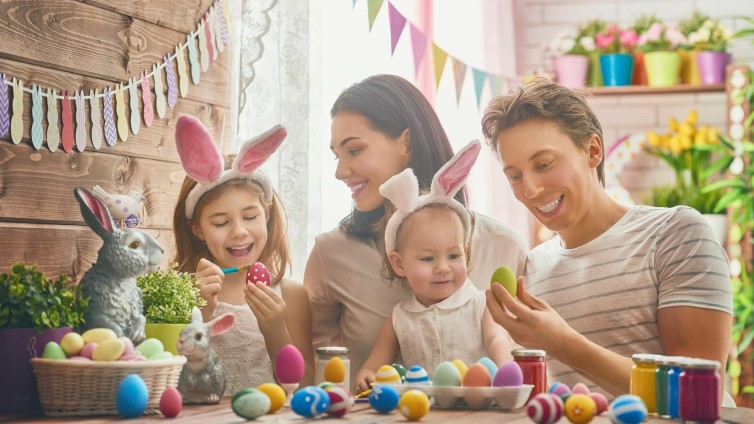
[61,90,74,152]
[451,57,467,104]
[46,89,60,152]
[175,46,190,97]
[152,64,166,119]
[489,75,503,96]
[74,90,87,152]
[186,34,201,85]
[221,0,232,34]
[367,0,384,31]
[388,2,406,55]
[352,0,358,9]
[471,68,486,108]
[409,23,427,78]
[207,15,218,61]
[432,43,448,89]
[10,78,24,144]
[103,87,116,146]
[128,78,140,135]
[198,21,210,73]
[216,0,229,46]
[165,55,178,108]
[213,6,224,53]
[30,85,43,149]
[115,83,128,142]
[89,89,103,150]
[0,74,8,139]
[141,72,154,127]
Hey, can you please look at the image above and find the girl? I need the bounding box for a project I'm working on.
[172,115,314,393]
[354,141,513,393]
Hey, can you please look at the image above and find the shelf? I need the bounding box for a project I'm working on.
[585,83,725,95]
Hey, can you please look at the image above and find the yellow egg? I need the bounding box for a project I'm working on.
[257,383,286,413]
[92,338,126,361]
[565,393,597,424]
[60,332,84,357]
[451,359,468,381]
[324,356,346,383]
[82,328,118,344]
[375,364,402,384]
[398,389,430,421]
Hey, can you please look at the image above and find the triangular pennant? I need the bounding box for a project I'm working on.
[489,75,503,96]
[432,42,448,89]
[367,0,384,31]
[409,23,428,78]
[451,57,467,103]
[352,0,358,8]
[388,2,406,55]
[471,68,487,108]
[30,85,43,149]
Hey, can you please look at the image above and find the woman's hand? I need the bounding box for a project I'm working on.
[195,258,224,321]
[245,281,287,337]
[354,370,376,395]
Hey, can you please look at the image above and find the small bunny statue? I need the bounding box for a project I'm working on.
[177,307,235,404]
[74,187,164,344]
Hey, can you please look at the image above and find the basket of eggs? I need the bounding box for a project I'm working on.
[31,328,185,416]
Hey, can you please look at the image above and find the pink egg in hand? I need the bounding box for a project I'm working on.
[246,262,271,287]
[275,344,305,384]
[493,361,523,387]
[160,387,183,418]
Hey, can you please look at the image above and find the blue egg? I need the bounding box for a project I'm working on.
[116,374,148,418]
[291,386,330,418]
[231,388,270,419]
[368,385,400,414]
[405,365,430,385]
[609,394,648,424]
[476,357,498,378]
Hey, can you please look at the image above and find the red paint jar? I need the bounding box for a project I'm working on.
[512,349,547,402]
[679,359,720,423]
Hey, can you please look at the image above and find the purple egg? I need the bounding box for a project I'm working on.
[549,382,571,397]
[493,361,523,387]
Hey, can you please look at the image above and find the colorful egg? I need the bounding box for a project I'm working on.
[318,381,337,391]
[493,361,523,387]
[392,363,408,382]
[42,341,67,360]
[324,356,346,383]
[135,338,164,359]
[432,361,461,386]
[159,387,182,418]
[80,342,97,359]
[60,332,84,357]
[119,353,147,361]
[476,357,498,378]
[405,365,430,385]
[257,383,286,413]
[451,359,469,380]
[232,387,271,419]
[82,328,117,344]
[119,336,135,356]
[93,338,126,361]
[399,389,430,421]
[325,386,354,417]
[149,351,174,360]
[291,386,330,418]
[608,394,647,424]
[572,382,590,395]
[491,265,517,300]
[526,393,564,424]
[275,344,305,384]
[564,394,597,424]
[589,392,609,415]
[369,384,400,414]
[375,364,402,385]
[116,374,148,419]
[549,381,571,397]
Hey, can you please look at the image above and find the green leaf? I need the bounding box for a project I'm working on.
[715,189,746,213]
[703,179,745,192]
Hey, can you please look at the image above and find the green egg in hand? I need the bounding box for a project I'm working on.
[490,265,517,301]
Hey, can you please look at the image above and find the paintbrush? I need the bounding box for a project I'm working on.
[221,264,252,274]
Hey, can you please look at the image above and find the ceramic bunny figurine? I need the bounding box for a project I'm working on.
[74,187,164,344]
[177,307,235,404]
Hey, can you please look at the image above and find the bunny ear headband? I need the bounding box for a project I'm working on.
[175,115,287,219]
[380,140,481,253]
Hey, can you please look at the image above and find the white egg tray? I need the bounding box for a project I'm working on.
[389,384,533,410]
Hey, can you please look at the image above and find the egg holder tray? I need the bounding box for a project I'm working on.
[30,356,186,416]
[389,384,533,410]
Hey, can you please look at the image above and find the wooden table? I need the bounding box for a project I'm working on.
[3,402,753,423]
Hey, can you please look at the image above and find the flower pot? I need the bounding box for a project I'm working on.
[632,50,647,85]
[553,55,589,88]
[587,51,603,87]
[0,327,71,413]
[144,323,188,355]
[697,51,732,85]
[600,53,634,86]
[702,214,728,247]
[644,51,681,87]
[678,49,702,85]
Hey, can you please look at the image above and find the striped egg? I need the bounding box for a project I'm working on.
[608,394,647,424]
[548,381,571,397]
[368,385,400,414]
[375,364,402,385]
[325,386,354,418]
[405,365,430,385]
[231,388,270,420]
[291,386,330,418]
[564,394,597,424]
[526,393,564,424]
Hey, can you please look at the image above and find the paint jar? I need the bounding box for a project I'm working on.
[667,356,689,420]
[315,346,351,389]
[655,356,673,417]
[512,349,547,402]
[630,353,661,414]
[680,359,720,423]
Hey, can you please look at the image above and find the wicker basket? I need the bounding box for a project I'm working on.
[30,356,186,416]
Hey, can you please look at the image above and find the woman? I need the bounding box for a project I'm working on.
[304,74,527,387]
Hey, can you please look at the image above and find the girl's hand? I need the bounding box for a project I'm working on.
[245,282,286,337]
[195,258,224,319]
[354,371,375,396]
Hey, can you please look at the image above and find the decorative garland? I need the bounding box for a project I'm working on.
[604,132,644,206]
[0,0,231,153]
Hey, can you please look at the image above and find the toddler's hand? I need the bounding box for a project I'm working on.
[245,282,286,337]
[354,371,375,396]
[195,258,224,319]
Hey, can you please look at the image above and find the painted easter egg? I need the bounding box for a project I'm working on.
[392,363,408,382]
[246,262,271,286]
[491,265,517,300]
[257,383,286,413]
[291,386,330,418]
[549,381,571,397]
[432,361,462,386]
[369,384,400,414]
[325,386,354,417]
[589,392,609,415]
[375,364,402,385]
[135,338,164,359]
[526,393,564,424]
[42,341,67,360]
[80,342,97,359]
[564,394,597,424]
[463,363,493,409]
[405,365,430,385]
[60,332,84,357]
[149,351,174,360]
[232,387,271,420]
[324,356,346,383]
[399,389,430,421]
[116,374,148,419]
[572,382,590,395]
[477,356,498,378]
[119,336,135,356]
[82,328,117,344]
[608,394,647,424]
[275,344,305,384]
[493,361,523,387]
[451,359,469,380]
[93,338,126,361]
[159,387,182,418]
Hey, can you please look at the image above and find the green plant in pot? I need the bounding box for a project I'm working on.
[0,263,89,413]
[137,264,206,354]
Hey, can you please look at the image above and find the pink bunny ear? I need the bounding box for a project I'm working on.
[431,140,481,198]
[233,125,287,173]
[209,312,235,337]
[175,115,223,184]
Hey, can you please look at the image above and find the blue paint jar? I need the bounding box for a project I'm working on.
[666,357,689,420]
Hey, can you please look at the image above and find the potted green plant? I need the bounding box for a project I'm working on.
[0,263,89,413]
[137,264,205,354]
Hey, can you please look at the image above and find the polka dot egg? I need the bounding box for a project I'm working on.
[375,364,402,385]
[291,386,330,418]
[564,394,597,424]
[405,365,430,385]
[608,394,647,424]
[526,393,564,424]
[398,389,430,421]
[369,385,400,414]
[231,388,270,420]
[325,386,354,417]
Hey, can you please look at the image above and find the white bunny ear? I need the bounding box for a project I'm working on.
[379,169,420,212]
[175,115,223,184]
[233,125,287,173]
[430,140,481,198]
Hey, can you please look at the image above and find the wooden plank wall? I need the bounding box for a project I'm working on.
[0,0,232,280]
